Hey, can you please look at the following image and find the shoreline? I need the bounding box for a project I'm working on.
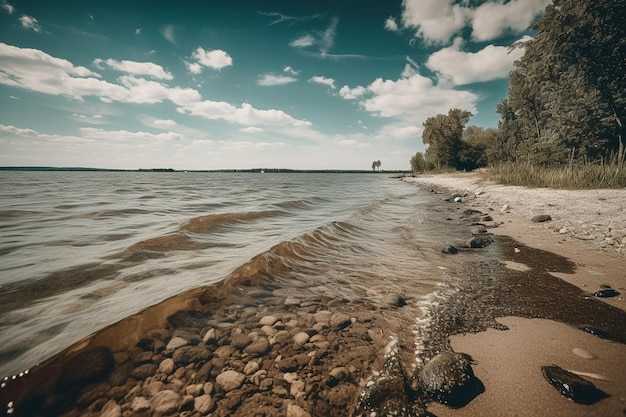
[2,173,625,416]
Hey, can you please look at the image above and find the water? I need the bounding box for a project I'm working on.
[0,171,465,377]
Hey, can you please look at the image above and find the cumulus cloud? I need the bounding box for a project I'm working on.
[1,1,14,14]
[309,76,335,89]
[398,0,549,44]
[187,47,233,73]
[181,101,311,128]
[19,15,42,32]
[153,119,178,128]
[401,0,469,44]
[472,0,551,41]
[426,37,527,85]
[338,85,366,100]
[160,24,176,45]
[257,74,298,86]
[240,126,264,133]
[93,58,173,80]
[384,16,399,32]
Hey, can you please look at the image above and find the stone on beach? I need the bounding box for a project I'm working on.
[442,245,458,254]
[466,235,493,249]
[166,336,189,350]
[531,214,552,223]
[418,351,482,407]
[194,394,215,414]
[150,390,181,414]
[216,370,246,392]
[330,312,352,330]
[541,365,607,404]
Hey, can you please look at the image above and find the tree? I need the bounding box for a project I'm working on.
[499,0,626,165]
[410,152,426,173]
[371,160,381,171]
[422,108,473,170]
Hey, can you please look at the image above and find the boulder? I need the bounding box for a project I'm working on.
[418,351,483,406]
[541,365,607,404]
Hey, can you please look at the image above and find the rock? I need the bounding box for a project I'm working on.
[244,360,260,375]
[442,245,458,254]
[314,310,333,325]
[158,358,175,375]
[173,346,210,365]
[466,235,493,249]
[194,394,215,414]
[293,332,310,345]
[143,380,165,397]
[453,196,462,203]
[231,332,253,350]
[328,367,351,383]
[100,399,121,417]
[131,363,157,380]
[577,325,611,339]
[418,351,482,406]
[593,289,620,298]
[541,365,607,404]
[166,336,189,350]
[186,383,204,397]
[151,390,181,414]
[202,328,217,344]
[531,214,552,223]
[572,348,595,360]
[382,293,407,307]
[471,226,487,235]
[131,396,150,412]
[463,209,482,216]
[57,346,115,387]
[500,204,510,213]
[243,338,270,356]
[259,315,279,326]
[216,370,246,392]
[287,403,311,417]
[180,394,195,412]
[330,312,352,330]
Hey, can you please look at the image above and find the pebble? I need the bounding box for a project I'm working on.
[130,396,150,412]
[293,332,310,345]
[287,403,312,417]
[244,360,260,375]
[202,328,217,344]
[166,336,189,350]
[100,399,121,417]
[194,394,215,414]
[330,312,352,330]
[151,390,181,414]
[244,338,271,356]
[259,315,278,326]
[216,370,245,392]
[572,347,596,360]
[158,358,175,375]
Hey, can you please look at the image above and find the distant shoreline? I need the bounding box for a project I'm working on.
[0,166,409,174]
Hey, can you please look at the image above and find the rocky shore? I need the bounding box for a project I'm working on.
[2,175,626,417]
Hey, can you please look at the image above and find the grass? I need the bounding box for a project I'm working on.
[488,160,626,189]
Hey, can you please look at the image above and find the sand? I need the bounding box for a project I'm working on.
[405,172,626,416]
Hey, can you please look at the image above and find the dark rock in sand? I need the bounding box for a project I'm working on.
[418,351,483,407]
[541,365,608,404]
[442,245,458,254]
[466,235,493,249]
[330,312,352,330]
[383,293,407,307]
[531,214,552,223]
[577,325,611,339]
[58,346,115,387]
[593,289,620,298]
[463,209,482,216]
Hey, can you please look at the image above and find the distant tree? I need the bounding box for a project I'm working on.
[410,152,426,173]
[422,108,473,170]
[371,160,382,171]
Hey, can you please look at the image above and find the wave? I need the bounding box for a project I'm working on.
[62,208,151,220]
[180,211,272,233]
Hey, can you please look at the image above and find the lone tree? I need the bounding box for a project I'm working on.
[371,160,381,171]
[422,108,473,170]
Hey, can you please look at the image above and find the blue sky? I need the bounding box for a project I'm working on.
[0,0,549,170]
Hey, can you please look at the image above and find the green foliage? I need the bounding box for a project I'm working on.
[422,108,475,170]
[490,159,626,189]
[498,0,626,165]
[410,152,426,173]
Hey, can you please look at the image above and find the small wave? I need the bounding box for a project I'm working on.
[121,234,203,260]
[181,211,271,233]
[0,210,41,218]
[273,199,313,211]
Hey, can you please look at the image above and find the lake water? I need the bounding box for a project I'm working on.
[0,171,467,377]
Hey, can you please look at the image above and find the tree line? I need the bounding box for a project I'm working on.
[412,0,625,173]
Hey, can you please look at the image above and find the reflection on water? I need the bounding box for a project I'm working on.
[0,171,465,377]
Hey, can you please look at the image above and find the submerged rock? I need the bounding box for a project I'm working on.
[541,365,608,404]
[466,235,493,249]
[442,245,458,254]
[418,351,483,407]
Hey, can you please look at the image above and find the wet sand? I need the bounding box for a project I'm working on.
[2,173,626,416]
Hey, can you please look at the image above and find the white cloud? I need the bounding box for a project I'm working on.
[309,76,336,89]
[160,24,176,45]
[153,119,178,128]
[19,15,42,32]
[188,47,233,72]
[401,0,469,44]
[472,0,550,41]
[290,34,315,48]
[283,66,299,75]
[240,126,264,133]
[80,127,183,142]
[135,28,141,35]
[426,37,527,85]
[1,1,14,14]
[384,17,399,32]
[181,101,311,128]
[378,124,422,140]
[257,74,298,86]
[319,17,339,56]
[93,58,173,80]
[339,85,366,100]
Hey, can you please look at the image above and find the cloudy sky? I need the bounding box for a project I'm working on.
[0,0,549,170]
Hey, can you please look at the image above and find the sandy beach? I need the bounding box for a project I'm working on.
[2,172,625,417]
[405,172,626,417]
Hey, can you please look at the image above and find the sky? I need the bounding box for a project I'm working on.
[0,0,550,170]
